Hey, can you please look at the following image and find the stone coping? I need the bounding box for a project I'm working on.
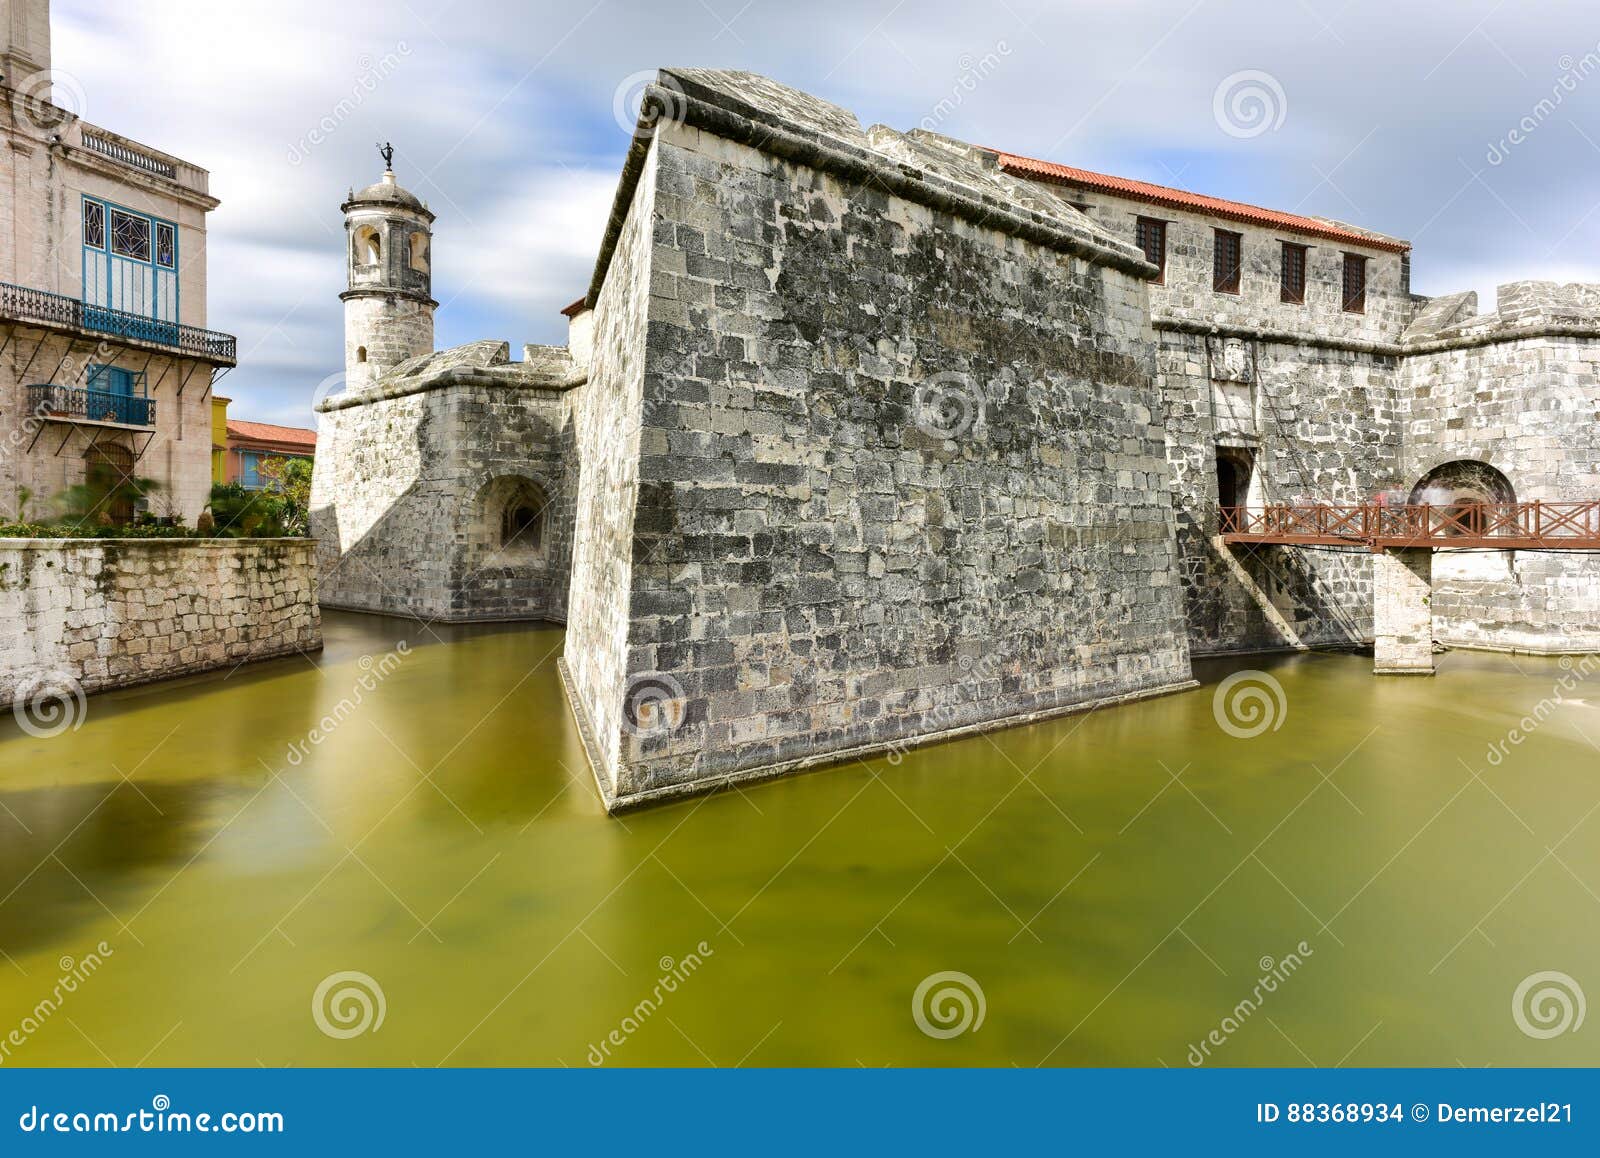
[559,656,1198,814]
[582,71,1159,310]
[1154,313,1600,357]
[0,537,316,547]
[316,366,586,412]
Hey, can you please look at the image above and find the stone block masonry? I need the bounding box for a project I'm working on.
[0,538,321,707]
[311,341,580,624]
[560,70,1196,808]
[1373,548,1434,674]
[313,66,1600,811]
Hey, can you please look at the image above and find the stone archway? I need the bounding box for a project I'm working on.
[1408,459,1515,538]
[472,474,553,562]
[455,473,562,621]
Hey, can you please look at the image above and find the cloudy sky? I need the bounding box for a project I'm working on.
[50,0,1600,426]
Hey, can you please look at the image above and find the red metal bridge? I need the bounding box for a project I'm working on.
[1220,502,1600,551]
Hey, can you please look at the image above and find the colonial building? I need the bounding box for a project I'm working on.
[312,69,1600,810]
[223,419,315,490]
[1,0,235,525]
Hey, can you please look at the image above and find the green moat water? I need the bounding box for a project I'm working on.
[2,611,1598,1067]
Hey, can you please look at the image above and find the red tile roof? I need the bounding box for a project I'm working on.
[992,151,1410,254]
[226,419,317,449]
[559,296,587,317]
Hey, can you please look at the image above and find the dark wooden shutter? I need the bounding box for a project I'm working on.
[1213,230,1242,293]
[1342,254,1367,313]
[1135,217,1167,283]
[1280,243,1307,303]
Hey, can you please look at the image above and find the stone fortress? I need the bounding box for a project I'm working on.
[310,69,1600,810]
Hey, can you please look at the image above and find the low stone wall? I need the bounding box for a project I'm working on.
[0,538,321,707]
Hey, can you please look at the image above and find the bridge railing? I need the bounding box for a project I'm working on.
[1220,501,1600,549]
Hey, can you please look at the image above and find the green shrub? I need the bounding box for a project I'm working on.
[0,522,195,539]
[207,482,289,537]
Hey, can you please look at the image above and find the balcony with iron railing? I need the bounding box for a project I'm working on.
[27,383,156,428]
[0,281,235,364]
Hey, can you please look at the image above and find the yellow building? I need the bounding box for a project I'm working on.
[211,395,230,484]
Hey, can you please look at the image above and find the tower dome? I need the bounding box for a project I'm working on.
[340,147,436,391]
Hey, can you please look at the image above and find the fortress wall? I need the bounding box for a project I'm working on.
[439,383,575,622]
[1054,189,1411,655]
[1403,332,1600,652]
[310,392,446,617]
[1160,333,1403,654]
[586,118,1193,805]
[310,378,576,623]
[561,145,659,795]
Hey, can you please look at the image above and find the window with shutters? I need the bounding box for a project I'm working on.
[1342,253,1367,313]
[1213,229,1242,294]
[1135,216,1167,284]
[1280,242,1307,304]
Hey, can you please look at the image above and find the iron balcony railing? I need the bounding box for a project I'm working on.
[0,281,236,364]
[28,383,156,427]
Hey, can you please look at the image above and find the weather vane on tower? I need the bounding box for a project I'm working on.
[378,141,394,171]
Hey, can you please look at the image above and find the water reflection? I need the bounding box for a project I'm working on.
[1,615,1597,1067]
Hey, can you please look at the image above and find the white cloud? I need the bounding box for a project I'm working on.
[41,0,1600,425]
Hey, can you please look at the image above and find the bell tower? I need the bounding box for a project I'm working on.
[340,144,436,392]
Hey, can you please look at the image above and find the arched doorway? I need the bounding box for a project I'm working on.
[1408,460,1516,538]
[500,486,547,553]
[474,475,551,559]
[83,443,136,523]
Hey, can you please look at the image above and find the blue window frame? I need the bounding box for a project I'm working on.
[81,195,179,341]
[239,451,262,489]
[81,364,152,425]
